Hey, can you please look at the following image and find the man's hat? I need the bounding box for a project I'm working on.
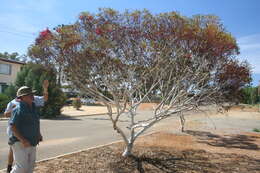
[17,86,36,98]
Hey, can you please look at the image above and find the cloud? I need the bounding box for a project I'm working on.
[237,34,260,73]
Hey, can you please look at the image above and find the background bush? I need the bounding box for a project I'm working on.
[72,98,82,110]
[241,87,260,104]
[0,93,10,113]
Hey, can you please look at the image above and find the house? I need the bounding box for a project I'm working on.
[0,57,25,93]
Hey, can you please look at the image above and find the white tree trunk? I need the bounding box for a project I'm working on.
[122,142,133,157]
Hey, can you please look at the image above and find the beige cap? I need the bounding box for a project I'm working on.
[17,86,36,98]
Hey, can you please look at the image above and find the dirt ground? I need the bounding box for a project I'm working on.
[34,134,260,173]
[32,105,260,173]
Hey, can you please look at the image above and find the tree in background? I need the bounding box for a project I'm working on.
[0,52,27,62]
[217,59,251,103]
[241,87,259,104]
[2,84,16,100]
[28,9,251,156]
[6,63,66,118]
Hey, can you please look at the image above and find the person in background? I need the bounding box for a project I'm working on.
[4,80,48,173]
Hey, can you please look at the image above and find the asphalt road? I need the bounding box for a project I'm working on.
[0,115,118,170]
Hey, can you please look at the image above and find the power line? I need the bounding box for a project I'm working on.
[0,24,38,36]
[0,30,35,39]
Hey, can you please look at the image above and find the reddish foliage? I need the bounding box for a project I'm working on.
[217,60,251,101]
[29,9,251,105]
[63,39,81,50]
[56,28,61,33]
[40,28,51,38]
[95,28,103,35]
[184,54,192,59]
[79,15,85,20]
[36,28,52,44]
[87,16,93,20]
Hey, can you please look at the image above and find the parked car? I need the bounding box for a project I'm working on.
[81,98,95,105]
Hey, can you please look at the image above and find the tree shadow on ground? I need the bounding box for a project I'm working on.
[111,150,183,173]
[130,153,182,173]
[88,117,130,122]
[85,103,104,106]
[110,149,260,173]
[185,130,259,150]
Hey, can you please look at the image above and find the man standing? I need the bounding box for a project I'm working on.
[8,85,47,173]
[4,80,48,173]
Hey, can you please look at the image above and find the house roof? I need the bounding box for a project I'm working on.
[0,57,26,65]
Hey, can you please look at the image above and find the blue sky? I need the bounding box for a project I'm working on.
[0,0,259,86]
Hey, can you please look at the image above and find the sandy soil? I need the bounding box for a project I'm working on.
[61,103,158,117]
[61,105,112,116]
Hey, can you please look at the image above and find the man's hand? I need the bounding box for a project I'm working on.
[4,105,17,118]
[42,80,49,91]
[42,80,49,102]
[21,139,31,148]
[39,134,43,142]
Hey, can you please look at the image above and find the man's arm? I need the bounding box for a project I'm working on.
[42,80,49,102]
[4,102,16,118]
[34,80,49,107]
[4,111,11,118]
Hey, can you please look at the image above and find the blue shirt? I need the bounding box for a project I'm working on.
[5,96,44,138]
[9,102,40,146]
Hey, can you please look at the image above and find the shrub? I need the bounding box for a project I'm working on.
[3,84,17,99]
[39,86,66,118]
[253,128,260,133]
[0,93,10,113]
[241,87,259,104]
[72,98,82,110]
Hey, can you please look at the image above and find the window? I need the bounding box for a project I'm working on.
[0,63,11,75]
[0,83,8,93]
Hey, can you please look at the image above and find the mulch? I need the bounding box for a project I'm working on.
[35,141,260,173]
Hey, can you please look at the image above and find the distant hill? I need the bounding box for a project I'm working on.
[252,73,260,86]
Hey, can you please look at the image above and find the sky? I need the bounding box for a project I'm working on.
[0,0,259,86]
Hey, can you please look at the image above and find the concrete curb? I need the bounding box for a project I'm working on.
[0,113,114,121]
[36,140,123,163]
[60,112,113,118]
[0,131,158,172]
[36,131,157,163]
[0,118,8,121]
